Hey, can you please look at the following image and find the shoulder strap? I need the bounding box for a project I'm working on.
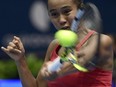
[76,30,95,51]
[50,44,61,61]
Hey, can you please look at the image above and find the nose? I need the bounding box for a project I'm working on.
[59,15,67,26]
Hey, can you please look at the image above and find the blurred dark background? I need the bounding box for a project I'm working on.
[0,0,116,57]
[0,0,116,87]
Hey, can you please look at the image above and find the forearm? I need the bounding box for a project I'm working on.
[37,74,48,87]
[15,56,37,87]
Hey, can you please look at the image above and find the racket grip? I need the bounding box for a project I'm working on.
[48,56,63,72]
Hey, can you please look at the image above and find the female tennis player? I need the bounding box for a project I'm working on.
[1,0,113,87]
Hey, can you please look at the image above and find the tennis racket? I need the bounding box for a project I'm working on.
[71,2,102,33]
[68,2,102,71]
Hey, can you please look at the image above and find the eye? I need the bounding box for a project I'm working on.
[50,12,59,18]
[63,9,71,15]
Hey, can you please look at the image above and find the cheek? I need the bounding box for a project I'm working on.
[51,19,59,29]
[68,10,77,26]
[68,15,75,25]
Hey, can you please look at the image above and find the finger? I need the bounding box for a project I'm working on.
[7,45,13,50]
[44,67,53,78]
[14,36,20,41]
[41,67,48,77]
[13,36,21,49]
[45,71,50,77]
[14,36,22,44]
[10,48,22,54]
[14,41,21,50]
[8,42,17,48]
[77,51,85,58]
[6,45,21,54]
[14,36,25,51]
[12,39,20,50]
[44,67,51,77]
[13,36,25,53]
[7,46,21,53]
[12,36,18,43]
[1,46,9,53]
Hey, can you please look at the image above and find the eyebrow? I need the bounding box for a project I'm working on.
[62,6,71,9]
[49,9,56,13]
[49,6,71,13]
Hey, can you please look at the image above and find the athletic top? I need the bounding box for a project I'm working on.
[47,31,112,87]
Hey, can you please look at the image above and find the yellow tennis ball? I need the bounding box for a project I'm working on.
[55,30,78,47]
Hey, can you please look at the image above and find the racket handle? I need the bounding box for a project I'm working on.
[48,56,63,72]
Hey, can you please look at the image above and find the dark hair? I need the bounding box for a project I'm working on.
[45,0,83,9]
[73,0,84,8]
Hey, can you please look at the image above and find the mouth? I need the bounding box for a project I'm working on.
[61,26,70,30]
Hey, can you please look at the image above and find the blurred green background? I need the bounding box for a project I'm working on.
[0,53,43,79]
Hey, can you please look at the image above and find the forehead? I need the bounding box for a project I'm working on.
[48,0,75,10]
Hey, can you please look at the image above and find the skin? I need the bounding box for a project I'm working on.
[1,0,113,87]
[48,0,78,30]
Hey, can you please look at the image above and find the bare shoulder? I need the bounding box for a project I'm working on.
[100,34,113,46]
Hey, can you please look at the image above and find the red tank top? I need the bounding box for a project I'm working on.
[47,31,112,87]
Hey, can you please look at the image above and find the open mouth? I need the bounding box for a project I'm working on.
[61,26,70,30]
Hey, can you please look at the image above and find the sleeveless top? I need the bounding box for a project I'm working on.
[47,31,112,87]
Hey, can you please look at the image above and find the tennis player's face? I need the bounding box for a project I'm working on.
[48,0,78,30]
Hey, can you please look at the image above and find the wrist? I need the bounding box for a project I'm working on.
[15,55,26,65]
